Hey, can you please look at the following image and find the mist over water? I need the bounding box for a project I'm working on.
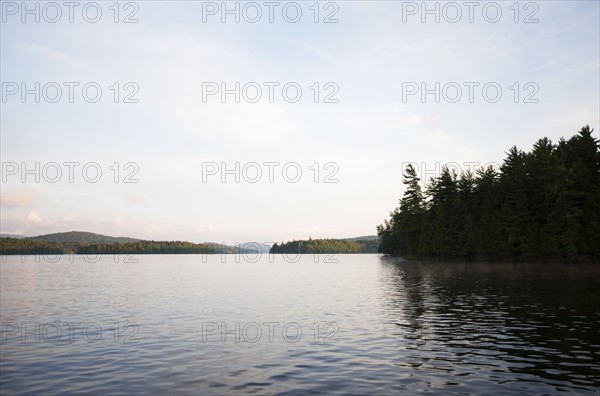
[1,255,599,394]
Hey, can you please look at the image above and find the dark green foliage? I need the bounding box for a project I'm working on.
[270,237,379,254]
[378,126,600,260]
[77,240,217,255]
[0,238,66,255]
[0,238,217,255]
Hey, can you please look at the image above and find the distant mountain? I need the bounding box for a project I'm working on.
[238,242,272,254]
[2,231,378,256]
[2,231,269,255]
[27,231,142,244]
[0,234,26,239]
[344,235,379,242]
[202,242,267,254]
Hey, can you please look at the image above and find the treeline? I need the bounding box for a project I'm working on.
[377,126,600,260]
[0,238,217,255]
[0,238,66,255]
[78,241,217,254]
[270,238,379,254]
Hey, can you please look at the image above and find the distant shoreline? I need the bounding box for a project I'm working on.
[381,254,600,264]
[0,233,381,256]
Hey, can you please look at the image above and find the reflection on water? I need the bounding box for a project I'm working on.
[378,258,600,393]
[1,255,599,394]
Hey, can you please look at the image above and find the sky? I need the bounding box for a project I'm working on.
[1,0,599,245]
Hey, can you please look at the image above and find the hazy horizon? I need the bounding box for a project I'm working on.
[1,229,378,245]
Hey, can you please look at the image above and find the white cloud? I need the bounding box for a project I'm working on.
[1,188,34,208]
[126,192,147,206]
[25,210,43,225]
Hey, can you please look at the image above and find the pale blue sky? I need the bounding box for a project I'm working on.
[1,1,599,243]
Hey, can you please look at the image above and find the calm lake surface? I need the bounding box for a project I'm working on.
[1,254,599,395]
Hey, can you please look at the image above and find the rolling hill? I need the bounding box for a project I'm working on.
[27,231,142,244]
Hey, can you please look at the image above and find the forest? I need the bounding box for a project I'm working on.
[270,238,379,254]
[377,126,600,260]
[0,238,218,255]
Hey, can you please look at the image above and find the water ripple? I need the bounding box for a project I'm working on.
[1,255,599,394]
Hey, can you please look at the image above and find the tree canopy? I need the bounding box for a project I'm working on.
[0,238,218,255]
[271,238,379,254]
[377,126,600,260]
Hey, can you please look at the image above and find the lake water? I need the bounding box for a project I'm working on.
[1,254,599,395]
